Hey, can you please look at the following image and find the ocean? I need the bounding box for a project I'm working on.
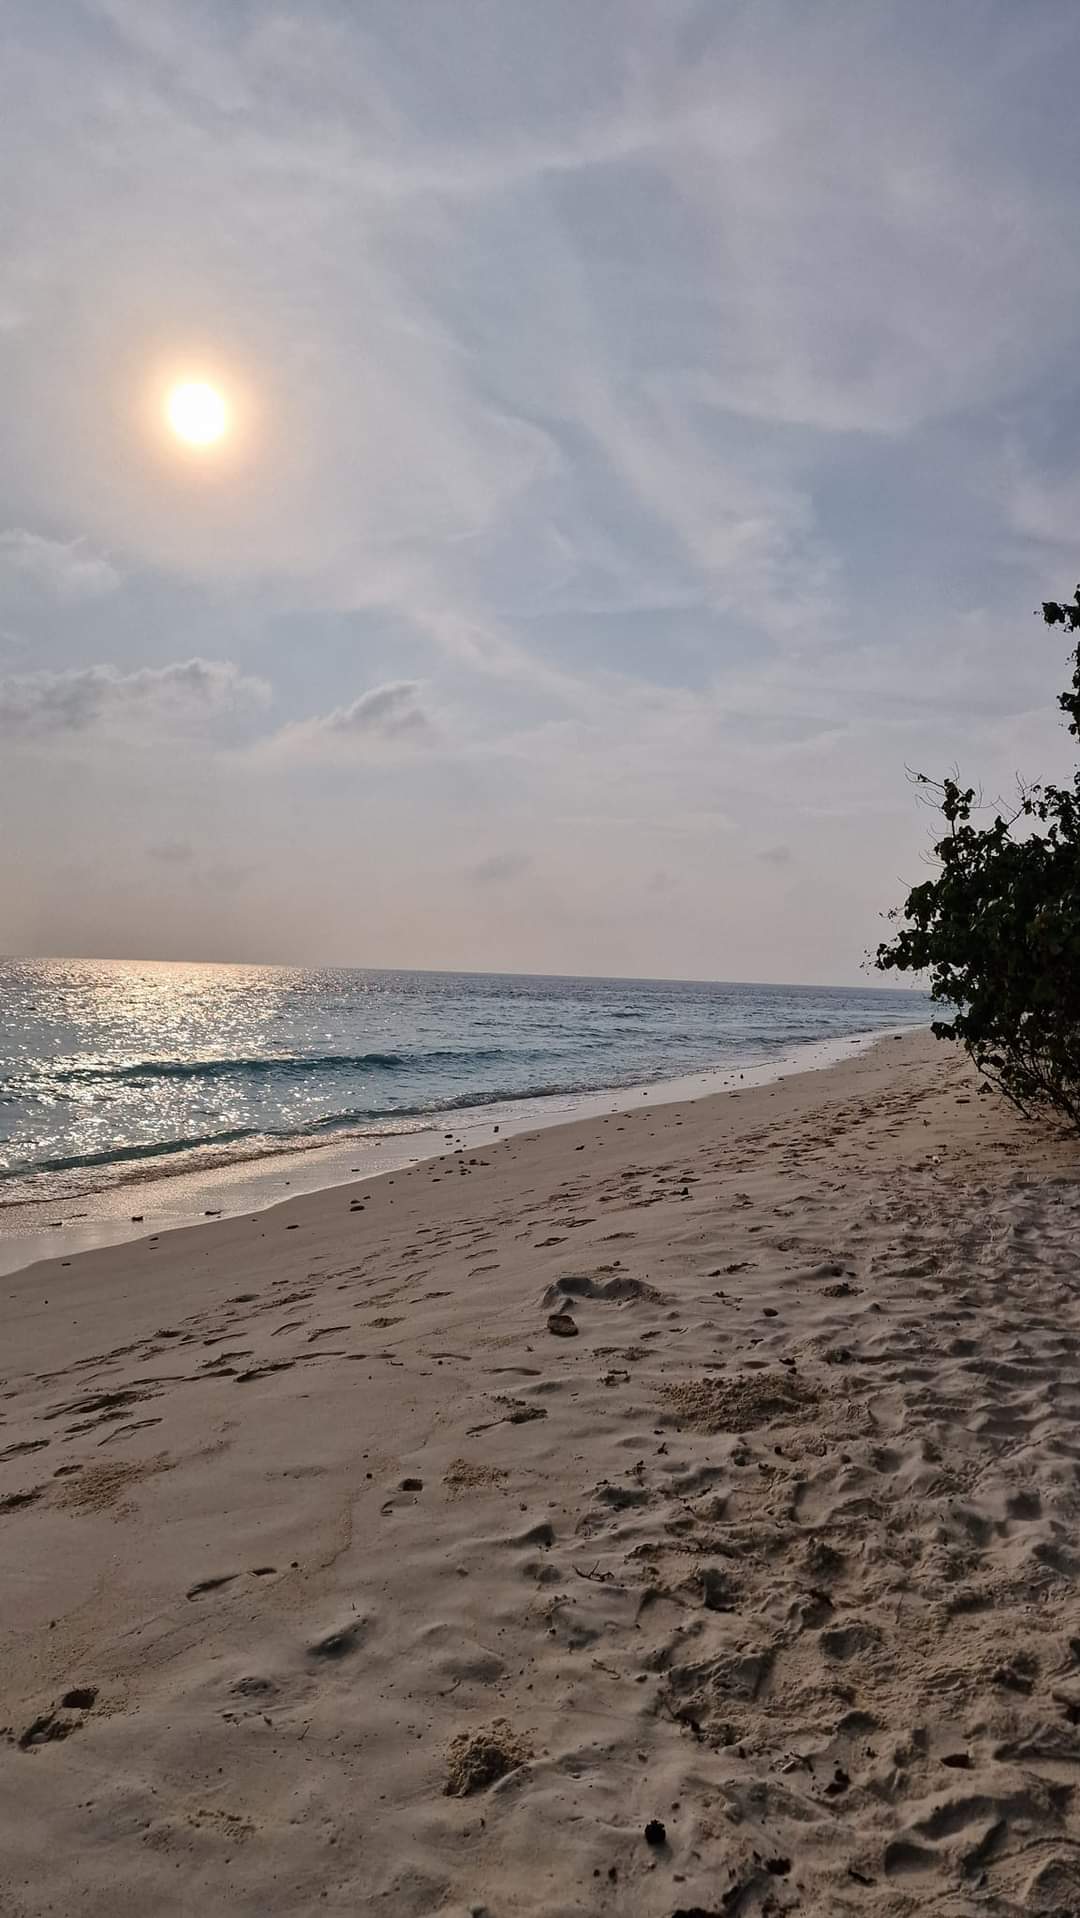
[0,958,930,1211]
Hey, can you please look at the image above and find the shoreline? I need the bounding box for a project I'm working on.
[6,1026,1079,1914]
[0,1021,921,1277]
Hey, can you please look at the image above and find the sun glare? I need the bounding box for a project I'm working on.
[166,380,229,448]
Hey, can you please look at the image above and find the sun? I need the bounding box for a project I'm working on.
[165,380,229,448]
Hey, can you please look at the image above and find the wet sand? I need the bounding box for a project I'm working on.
[0,1028,895,1278]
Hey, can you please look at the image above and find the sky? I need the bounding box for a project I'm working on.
[2,1,1080,984]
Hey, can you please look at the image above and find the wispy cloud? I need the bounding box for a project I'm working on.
[322,681,431,741]
[3,3,1080,975]
[0,658,269,739]
[253,680,434,765]
[0,529,120,600]
[469,850,532,887]
[146,838,194,864]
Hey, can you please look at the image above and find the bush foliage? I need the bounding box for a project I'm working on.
[876,588,1080,1126]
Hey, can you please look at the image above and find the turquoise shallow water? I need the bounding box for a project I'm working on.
[0,958,930,1204]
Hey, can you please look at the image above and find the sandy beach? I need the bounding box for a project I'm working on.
[4,1026,1080,1916]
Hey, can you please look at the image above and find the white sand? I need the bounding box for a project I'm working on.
[3,1028,1080,1916]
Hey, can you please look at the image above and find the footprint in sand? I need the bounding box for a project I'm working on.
[0,1487,45,1513]
[307,1620,370,1660]
[187,1573,239,1600]
[18,1686,99,1751]
[234,1360,295,1382]
[543,1273,663,1307]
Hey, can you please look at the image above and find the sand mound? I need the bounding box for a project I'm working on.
[443,1458,509,1494]
[659,1369,819,1431]
[444,1720,531,1796]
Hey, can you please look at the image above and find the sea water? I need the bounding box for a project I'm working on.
[0,958,930,1209]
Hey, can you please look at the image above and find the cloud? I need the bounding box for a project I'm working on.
[0,529,120,600]
[469,850,532,887]
[1005,460,1080,558]
[144,840,255,892]
[3,4,1080,980]
[255,679,434,765]
[0,658,270,740]
[320,680,431,742]
[146,838,194,864]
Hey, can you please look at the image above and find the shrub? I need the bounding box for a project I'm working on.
[875,588,1080,1127]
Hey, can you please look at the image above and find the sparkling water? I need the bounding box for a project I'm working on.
[0,958,929,1205]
